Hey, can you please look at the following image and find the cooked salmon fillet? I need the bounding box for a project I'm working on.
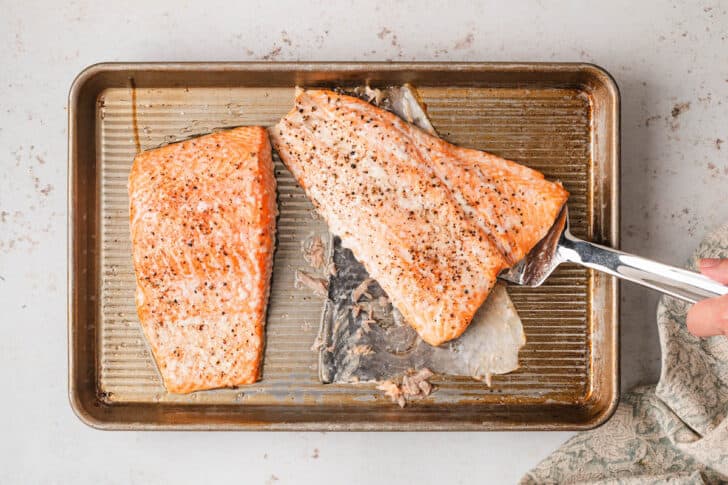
[406,131,569,265]
[270,89,568,346]
[128,127,276,393]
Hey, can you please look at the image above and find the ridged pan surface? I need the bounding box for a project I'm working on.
[69,63,618,430]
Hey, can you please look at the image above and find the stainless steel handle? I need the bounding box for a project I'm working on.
[558,231,728,303]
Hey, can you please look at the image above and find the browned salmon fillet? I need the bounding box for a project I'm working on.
[405,131,569,265]
[270,89,568,346]
[129,127,277,393]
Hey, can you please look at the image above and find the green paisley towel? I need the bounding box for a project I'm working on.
[522,225,728,484]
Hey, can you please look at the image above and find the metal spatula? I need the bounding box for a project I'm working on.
[499,207,728,303]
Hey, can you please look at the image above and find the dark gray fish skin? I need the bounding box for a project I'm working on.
[320,237,437,383]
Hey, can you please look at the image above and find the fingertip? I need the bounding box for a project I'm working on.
[686,301,706,337]
[686,295,728,337]
[699,258,721,269]
[698,258,728,284]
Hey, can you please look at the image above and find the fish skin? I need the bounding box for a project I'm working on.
[129,127,276,393]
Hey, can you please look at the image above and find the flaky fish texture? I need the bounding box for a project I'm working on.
[129,127,276,393]
[270,90,567,346]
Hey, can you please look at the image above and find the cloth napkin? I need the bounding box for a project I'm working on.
[522,224,728,484]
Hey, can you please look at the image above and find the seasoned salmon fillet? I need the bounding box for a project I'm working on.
[270,89,568,346]
[408,132,569,265]
[129,127,276,393]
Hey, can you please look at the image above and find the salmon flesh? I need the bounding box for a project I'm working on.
[129,127,277,393]
[270,89,568,346]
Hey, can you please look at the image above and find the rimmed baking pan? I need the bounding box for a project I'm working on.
[68,62,619,430]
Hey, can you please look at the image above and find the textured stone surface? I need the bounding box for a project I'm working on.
[1,1,726,483]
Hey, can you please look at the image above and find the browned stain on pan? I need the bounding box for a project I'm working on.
[129,77,141,154]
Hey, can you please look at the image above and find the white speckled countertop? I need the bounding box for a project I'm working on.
[1,1,726,483]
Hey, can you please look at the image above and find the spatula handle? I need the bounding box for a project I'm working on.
[558,232,728,303]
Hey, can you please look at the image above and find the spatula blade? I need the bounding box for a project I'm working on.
[499,206,569,287]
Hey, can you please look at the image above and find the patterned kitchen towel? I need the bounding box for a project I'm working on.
[522,224,728,485]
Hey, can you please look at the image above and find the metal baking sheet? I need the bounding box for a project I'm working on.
[68,62,619,430]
